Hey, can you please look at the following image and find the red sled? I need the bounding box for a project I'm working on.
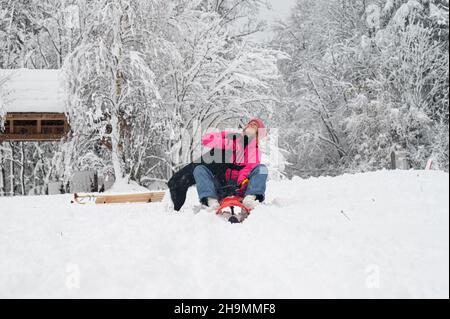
[216,196,252,223]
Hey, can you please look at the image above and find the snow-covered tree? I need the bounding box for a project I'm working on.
[64,0,162,182]
[272,0,449,176]
[348,0,449,169]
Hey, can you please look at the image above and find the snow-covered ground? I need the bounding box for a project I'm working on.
[0,170,448,298]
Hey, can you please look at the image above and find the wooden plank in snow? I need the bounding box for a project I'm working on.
[73,192,166,205]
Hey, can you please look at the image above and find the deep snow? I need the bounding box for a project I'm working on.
[0,170,448,298]
[0,69,66,113]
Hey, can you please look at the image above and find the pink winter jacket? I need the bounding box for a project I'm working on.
[201,131,261,186]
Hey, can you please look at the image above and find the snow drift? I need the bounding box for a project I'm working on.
[0,170,448,298]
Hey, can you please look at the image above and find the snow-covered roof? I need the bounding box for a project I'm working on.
[0,69,66,113]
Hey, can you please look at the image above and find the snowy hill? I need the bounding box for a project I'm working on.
[0,170,448,298]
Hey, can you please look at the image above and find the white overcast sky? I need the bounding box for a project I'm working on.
[253,0,297,41]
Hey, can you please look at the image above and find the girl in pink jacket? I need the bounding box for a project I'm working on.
[193,118,268,211]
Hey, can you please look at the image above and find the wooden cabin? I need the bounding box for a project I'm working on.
[0,69,69,142]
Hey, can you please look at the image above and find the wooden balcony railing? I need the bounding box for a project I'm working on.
[0,113,69,142]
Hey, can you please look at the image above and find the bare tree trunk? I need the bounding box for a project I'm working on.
[110,4,125,182]
[111,111,124,180]
[32,167,37,195]
[5,3,16,68]
[9,142,15,196]
[0,143,5,196]
[19,142,25,195]
[35,144,47,195]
